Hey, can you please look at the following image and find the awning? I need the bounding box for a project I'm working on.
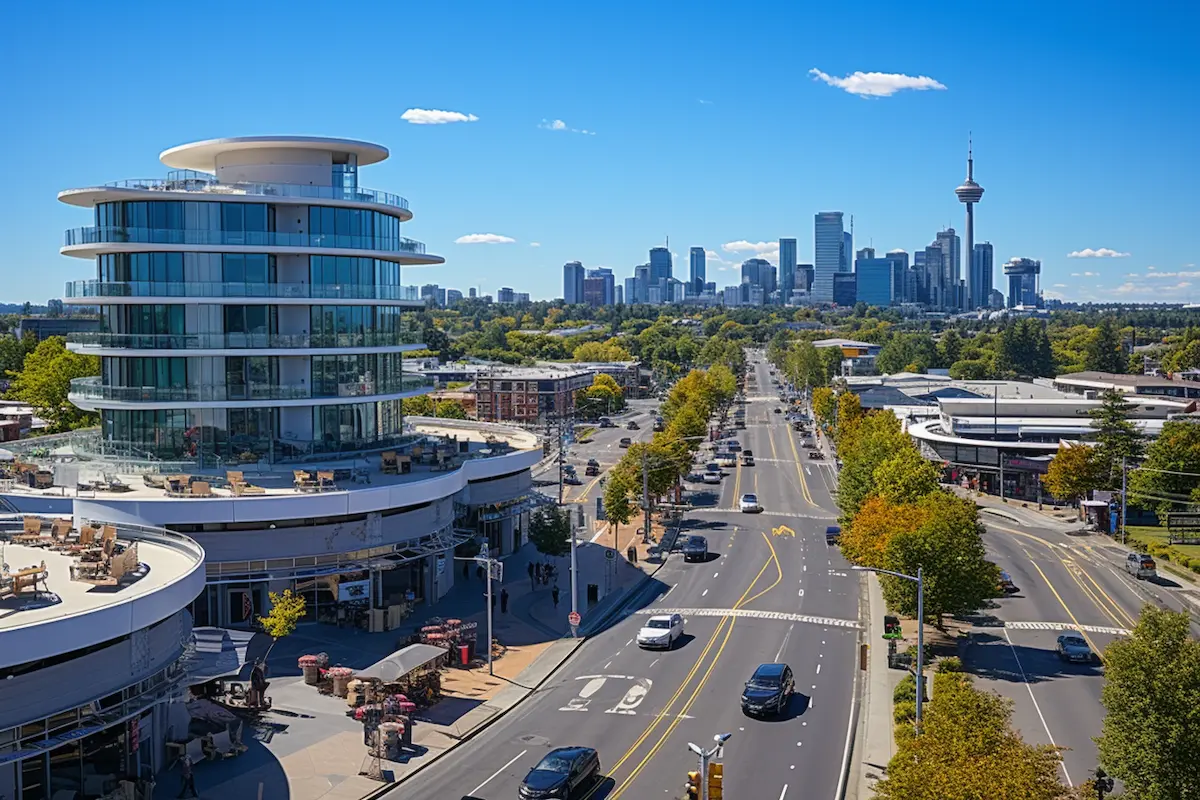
[355,643,447,682]
[180,627,274,685]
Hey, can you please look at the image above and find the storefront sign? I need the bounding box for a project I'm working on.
[1003,457,1049,474]
[337,579,371,602]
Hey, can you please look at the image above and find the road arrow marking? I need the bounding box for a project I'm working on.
[772,525,796,537]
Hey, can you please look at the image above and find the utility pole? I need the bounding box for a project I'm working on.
[641,447,652,545]
[1120,456,1128,544]
[453,554,500,675]
[570,509,579,637]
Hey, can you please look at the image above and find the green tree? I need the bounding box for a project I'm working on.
[434,399,468,419]
[0,333,37,376]
[258,589,307,657]
[783,341,826,388]
[1042,443,1105,505]
[836,411,907,519]
[574,339,634,362]
[876,333,937,375]
[1083,318,1126,373]
[6,337,100,433]
[529,506,572,558]
[602,469,637,546]
[1090,389,1147,488]
[996,318,1055,378]
[872,446,941,506]
[936,329,964,369]
[875,670,1071,800]
[948,358,993,380]
[834,391,864,447]
[402,394,436,416]
[819,345,844,382]
[1129,419,1200,523]
[882,491,999,624]
[812,387,836,428]
[1097,606,1200,799]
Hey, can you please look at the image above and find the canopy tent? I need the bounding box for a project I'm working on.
[181,627,274,686]
[355,643,447,682]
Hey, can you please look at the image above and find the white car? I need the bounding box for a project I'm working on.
[703,471,722,484]
[739,493,762,513]
[637,613,684,649]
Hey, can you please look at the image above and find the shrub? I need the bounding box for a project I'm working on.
[893,675,917,704]
[936,656,964,673]
[893,700,917,725]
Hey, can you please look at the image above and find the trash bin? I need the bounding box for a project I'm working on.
[587,583,599,605]
[459,644,471,668]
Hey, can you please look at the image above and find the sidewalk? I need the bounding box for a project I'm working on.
[157,539,663,800]
[851,572,899,799]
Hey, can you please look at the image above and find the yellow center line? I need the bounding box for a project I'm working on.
[1024,558,1106,662]
[573,472,604,503]
[784,416,815,507]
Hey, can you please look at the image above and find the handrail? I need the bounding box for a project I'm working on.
[69,374,434,403]
[97,171,409,212]
[66,330,424,351]
[64,226,427,255]
[64,279,423,302]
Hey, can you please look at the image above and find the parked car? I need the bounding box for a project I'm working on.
[653,418,665,432]
[518,746,601,800]
[619,437,632,448]
[705,462,721,474]
[1056,634,1097,664]
[585,459,600,476]
[774,407,783,414]
[702,472,722,484]
[726,440,742,452]
[686,471,707,483]
[741,663,794,717]
[563,473,583,486]
[681,535,709,562]
[636,613,684,649]
[1125,552,1157,580]
[808,451,824,460]
[598,418,616,428]
[716,453,737,468]
[740,494,762,513]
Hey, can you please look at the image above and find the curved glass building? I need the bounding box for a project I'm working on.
[59,136,440,464]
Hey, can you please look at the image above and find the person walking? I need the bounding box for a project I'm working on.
[177,754,198,799]
[551,585,560,609]
[500,587,510,613]
[527,561,536,589]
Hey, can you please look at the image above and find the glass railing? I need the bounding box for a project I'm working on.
[64,279,424,302]
[65,331,425,350]
[101,171,409,212]
[69,374,435,403]
[64,227,427,254]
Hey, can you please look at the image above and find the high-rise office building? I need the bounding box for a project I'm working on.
[563,261,585,304]
[922,244,944,307]
[813,212,844,303]
[615,284,624,305]
[582,275,606,307]
[689,247,706,294]
[955,139,986,309]
[446,289,463,306]
[649,247,672,283]
[1004,258,1042,308]
[469,287,477,299]
[885,250,909,303]
[779,238,797,300]
[935,228,961,310]
[634,264,650,304]
[842,230,853,273]
[586,267,615,306]
[421,284,446,307]
[497,287,515,304]
[855,254,893,307]
[797,264,814,294]
[972,242,994,310]
[833,273,857,307]
[623,277,637,306]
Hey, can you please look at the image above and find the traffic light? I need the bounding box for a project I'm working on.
[707,762,723,800]
[684,770,701,799]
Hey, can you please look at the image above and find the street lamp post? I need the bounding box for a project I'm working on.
[852,565,925,731]
[453,553,501,675]
[687,733,731,800]
[1094,767,1114,800]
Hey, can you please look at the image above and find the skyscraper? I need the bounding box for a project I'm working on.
[885,250,909,302]
[833,273,857,307]
[689,247,706,294]
[955,138,985,309]
[842,230,853,273]
[922,244,944,307]
[972,243,994,309]
[563,261,585,304]
[741,258,770,292]
[855,254,893,307]
[813,212,844,303]
[615,284,624,305]
[623,277,637,306]
[634,264,650,304]
[779,238,797,301]
[1004,258,1041,308]
[586,267,615,306]
[935,228,961,310]
[649,247,672,284]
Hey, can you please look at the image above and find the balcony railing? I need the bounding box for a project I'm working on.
[65,331,425,351]
[69,374,435,404]
[64,227,427,255]
[64,280,423,302]
[100,171,409,212]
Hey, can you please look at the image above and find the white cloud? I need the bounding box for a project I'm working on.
[1070,273,1080,277]
[1052,284,1067,288]
[1067,248,1130,258]
[401,108,479,125]
[538,119,596,135]
[529,242,541,248]
[722,240,776,254]
[455,233,516,245]
[1144,271,1200,279]
[1147,265,1157,270]
[808,68,947,98]
[1110,281,1192,295]
[1083,271,1099,277]
[698,99,714,105]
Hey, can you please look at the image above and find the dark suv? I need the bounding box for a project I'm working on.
[741,663,794,717]
[681,535,709,562]
[518,746,600,799]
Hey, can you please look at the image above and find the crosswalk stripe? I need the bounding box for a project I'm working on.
[636,607,861,629]
[1001,620,1130,636]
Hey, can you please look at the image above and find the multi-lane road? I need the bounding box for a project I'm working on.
[968,502,1200,787]
[397,356,861,800]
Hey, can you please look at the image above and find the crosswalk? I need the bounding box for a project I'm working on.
[686,508,838,520]
[637,607,862,629]
[1003,620,1130,636]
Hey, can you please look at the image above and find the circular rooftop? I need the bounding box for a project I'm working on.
[161,136,389,172]
[955,179,984,202]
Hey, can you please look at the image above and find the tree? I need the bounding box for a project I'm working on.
[872,446,941,506]
[996,318,1055,378]
[812,387,836,428]
[1090,389,1147,488]
[834,391,864,447]
[529,506,572,558]
[1097,606,1200,799]
[402,394,436,416]
[783,341,826,389]
[819,345,843,382]
[948,358,993,380]
[876,333,937,375]
[1129,419,1200,523]
[840,496,927,569]
[836,411,908,519]
[874,671,1071,800]
[6,337,100,433]
[936,329,964,369]
[602,469,637,545]
[258,589,307,657]
[882,492,999,624]
[434,399,468,419]
[574,339,634,362]
[1042,443,1105,505]
[1084,318,1126,373]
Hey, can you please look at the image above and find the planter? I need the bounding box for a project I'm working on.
[328,667,355,698]
[298,655,322,686]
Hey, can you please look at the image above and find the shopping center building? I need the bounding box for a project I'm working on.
[0,515,205,798]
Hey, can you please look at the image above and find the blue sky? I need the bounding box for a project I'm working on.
[4,0,1198,304]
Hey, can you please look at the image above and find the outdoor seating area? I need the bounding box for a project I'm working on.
[292,469,338,492]
[1,517,143,587]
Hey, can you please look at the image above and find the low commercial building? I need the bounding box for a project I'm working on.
[813,338,880,377]
[1053,371,1200,400]
[542,360,641,397]
[474,367,593,423]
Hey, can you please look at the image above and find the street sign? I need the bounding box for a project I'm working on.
[568,611,581,626]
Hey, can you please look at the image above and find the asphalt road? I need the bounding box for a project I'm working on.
[395,357,862,800]
[966,507,1200,788]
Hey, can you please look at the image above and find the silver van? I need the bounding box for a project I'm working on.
[1125,552,1157,580]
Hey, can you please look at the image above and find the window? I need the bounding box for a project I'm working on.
[224,305,275,335]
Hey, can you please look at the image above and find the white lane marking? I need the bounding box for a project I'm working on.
[606,678,653,715]
[798,588,805,597]
[702,588,709,597]
[803,564,807,572]
[660,585,675,601]
[775,623,795,662]
[1002,627,1074,787]
[713,572,719,578]
[796,741,802,746]
[805,467,811,475]
[808,697,813,709]
[469,748,528,795]
[649,658,660,668]
[779,785,789,798]
[639,607,861,628]
[626,638,634,646]
[603,661,612,670]
[816,663,821,674]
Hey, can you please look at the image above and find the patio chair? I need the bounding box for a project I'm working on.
[226,470,245,486]
[380,451,398,474]
[293,470,316,491]
[316,471,335,490]
[189,481,213,498]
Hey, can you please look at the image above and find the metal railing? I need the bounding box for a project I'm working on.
[68,374,435,403]
[66,330,425,351]
[100,171,409,211]
[64,226,427,254]
[64,279,424,302]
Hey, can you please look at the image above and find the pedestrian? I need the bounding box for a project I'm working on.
[500,587,509,613]
[551,585,560,609]
[527,561,536,588]
[177,754,198,799]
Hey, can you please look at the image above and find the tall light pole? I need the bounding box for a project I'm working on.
[852,565,925,731]
[687,733,731,800]
[454,553,501,675]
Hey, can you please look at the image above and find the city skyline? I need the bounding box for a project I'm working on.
[5,2,1197,305]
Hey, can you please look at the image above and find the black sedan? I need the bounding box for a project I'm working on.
[518,746,601,799]
[681,535,709,562]
[741,662,794,717]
